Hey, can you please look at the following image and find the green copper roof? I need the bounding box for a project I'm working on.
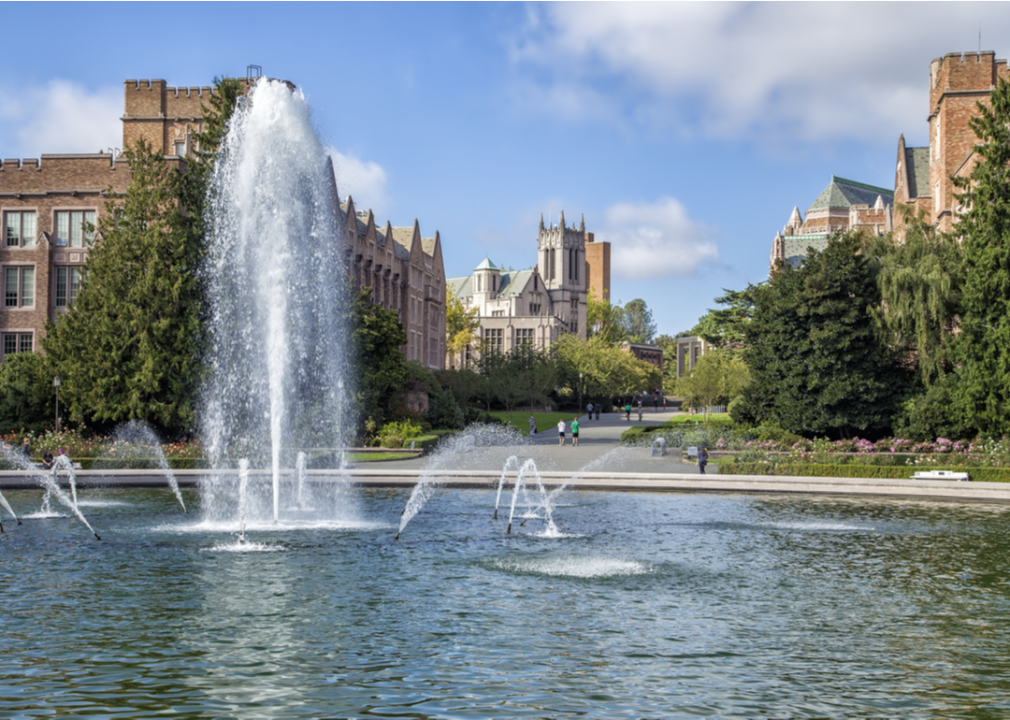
[781,233,831,268]
[807,176,894,212]
[905,147,930,198]
[475,257,499,271]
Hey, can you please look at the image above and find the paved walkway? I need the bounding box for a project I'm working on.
[385,409,710,476]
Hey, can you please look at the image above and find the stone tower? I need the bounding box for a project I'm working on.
[537,210,587,337]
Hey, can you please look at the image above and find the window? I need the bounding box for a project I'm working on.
[491,310,504,317]
[54,210,96,247]
[174,141,186,157]
[55,267,83,307]
[2,333,32,358]
[4,211,36,247]
[484,327,503,353]
[517,328,534,346]
[5,267,34,308]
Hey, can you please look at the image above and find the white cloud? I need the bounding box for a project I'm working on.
[598,197,718,279]
[326,148,388,213]
[511,3,1010,145]
[0,80,121,156]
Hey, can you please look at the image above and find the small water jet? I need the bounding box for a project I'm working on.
[505,458,558,536]
[0,442,99,539]
[95,420,186,512]
[396,423,526,539]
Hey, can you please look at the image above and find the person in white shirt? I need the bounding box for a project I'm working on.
[557,419,566,446]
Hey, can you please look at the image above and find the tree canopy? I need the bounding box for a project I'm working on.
[739,232,908,438]
[619,298,657,343]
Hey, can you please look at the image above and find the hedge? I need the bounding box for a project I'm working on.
[718,460,1010,483]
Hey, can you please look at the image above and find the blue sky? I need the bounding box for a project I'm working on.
[2,2,1007,336]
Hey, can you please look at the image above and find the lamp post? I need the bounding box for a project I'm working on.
[53,376,61,432]
[578,372,584,419]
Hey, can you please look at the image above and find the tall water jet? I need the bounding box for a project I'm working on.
[201,78,351,525]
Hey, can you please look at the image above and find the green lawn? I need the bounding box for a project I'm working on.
[345,451,418,462]
[488,410,589,436]
[665,413,732,425]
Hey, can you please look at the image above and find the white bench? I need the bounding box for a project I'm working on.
[911,470,970,482]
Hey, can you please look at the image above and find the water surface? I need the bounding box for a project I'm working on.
[1,487,1008,718]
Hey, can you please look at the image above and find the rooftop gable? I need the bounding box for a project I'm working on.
[807,175,894,212]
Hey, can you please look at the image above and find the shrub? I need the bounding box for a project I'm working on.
[376,419,425,449]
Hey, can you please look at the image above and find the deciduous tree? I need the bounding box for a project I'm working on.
[620,298,657,344]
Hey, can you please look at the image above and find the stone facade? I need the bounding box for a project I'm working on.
[342,200,446,370]
[674,336,709,379]
[446,211,596,366]
[894,51,1010,238]
[770,176,893,270]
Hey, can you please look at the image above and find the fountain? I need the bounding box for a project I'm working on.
[200,78,353,528]
[0,442,99,539]
[395,423,526,539]
[95,420,187,511]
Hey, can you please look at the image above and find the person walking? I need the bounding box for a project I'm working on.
[625,403,631,421]
[586,401,593,420]
[528,415,537,437]
[571,417,580,446]
[557,419,567,446]
[594,403,601,420]
[698,446,709,474]
[637,404,643,422]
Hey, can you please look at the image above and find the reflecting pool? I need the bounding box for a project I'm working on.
[2,488,1010,719]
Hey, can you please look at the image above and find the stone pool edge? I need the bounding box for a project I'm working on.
[2,469,1010,503]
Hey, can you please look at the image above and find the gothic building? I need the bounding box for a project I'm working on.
[770,176,893,270]
[893,50,1010,238]
[446,211,608,366]
[342,200,445,370]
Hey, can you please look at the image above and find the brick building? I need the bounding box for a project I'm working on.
[0,74,447,370]
[893,50,1010,237]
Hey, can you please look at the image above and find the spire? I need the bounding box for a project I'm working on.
[874,194,884,210]
[540,213,545,231]
[579,214,585,233]
[559,209,566,229]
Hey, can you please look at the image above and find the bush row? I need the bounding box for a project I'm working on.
[718,459,1010,483]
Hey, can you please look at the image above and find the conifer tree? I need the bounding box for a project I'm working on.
[43,140,204,433]
[952,79,1010,436]
[740,232,907,438]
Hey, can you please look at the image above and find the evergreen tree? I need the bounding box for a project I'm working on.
[43,139,204,433]
[953,79,1010,436]
[351,288,409,432]
[741,232,907,438]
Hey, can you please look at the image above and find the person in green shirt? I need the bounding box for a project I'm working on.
[571,417,580,446]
